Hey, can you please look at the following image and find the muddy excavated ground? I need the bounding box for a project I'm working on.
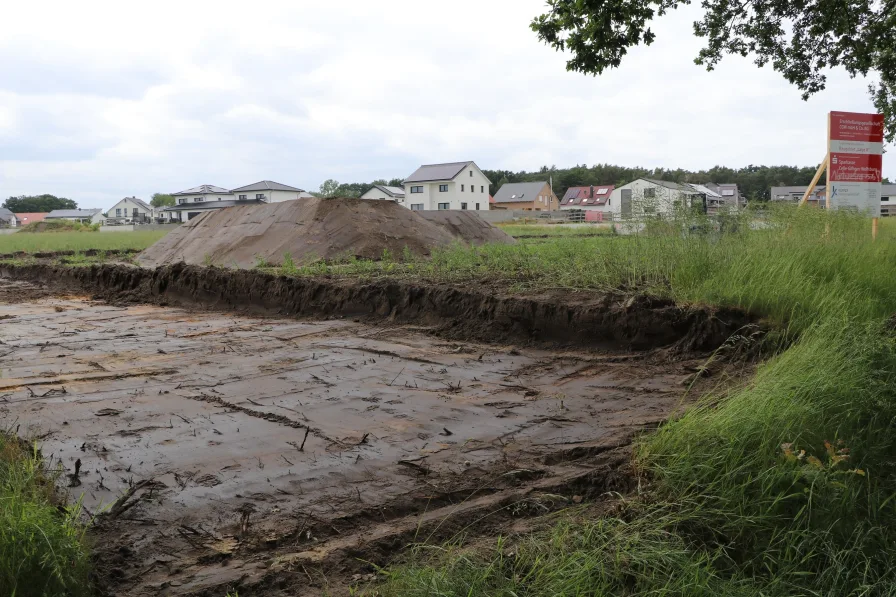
[0,273,756,596]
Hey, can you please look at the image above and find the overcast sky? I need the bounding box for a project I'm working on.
[0,0,890,210]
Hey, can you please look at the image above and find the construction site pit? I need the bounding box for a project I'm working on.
[0,271,756,597]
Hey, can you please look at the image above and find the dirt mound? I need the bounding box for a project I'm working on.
[18,220,97,233]
[419,210,516,245]
[137,198,514,269]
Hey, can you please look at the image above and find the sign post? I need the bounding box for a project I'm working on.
[827,111,884,237]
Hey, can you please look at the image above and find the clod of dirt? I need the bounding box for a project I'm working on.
[137,197,515,269]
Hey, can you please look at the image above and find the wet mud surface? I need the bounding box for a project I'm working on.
[0,280,741,596]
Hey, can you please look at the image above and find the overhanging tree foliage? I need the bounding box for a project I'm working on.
[2,194,77,213]
[532,0,896,142]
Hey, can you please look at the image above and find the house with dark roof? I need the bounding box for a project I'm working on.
[360,185,406,202]
[492,181,557,211]
[231,180,312,204]
[162,180,311,222]
[402,161,490,211]
[559,185,615,211]
[105,196,156,224]
[0,208,18,228]
[45,209,104,224]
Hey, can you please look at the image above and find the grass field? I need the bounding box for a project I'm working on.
[0,434,91,597]
[0,230,168,254]
[361,209,896,596]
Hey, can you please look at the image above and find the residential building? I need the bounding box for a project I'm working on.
[0,208,18,227]
[15,213,48,227]
[770,185,825,202]
[360,185,406,202]
[492,181,558,211]
[606,179,705,219]
[687,184,724,215]
[560,185,616,211]
[403,161,490,211]
[878,184,896,217]
[105,196,155,224]
[231,180,312,204]
[704,183,745,209]
[45,209,104,224]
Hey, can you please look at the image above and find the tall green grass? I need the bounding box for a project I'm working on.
[0,435,91,597]
[370,208,896,597]
[0,230,168,254]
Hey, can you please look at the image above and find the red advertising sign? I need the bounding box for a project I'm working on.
[829,152,883,183]
[830,111,884,143]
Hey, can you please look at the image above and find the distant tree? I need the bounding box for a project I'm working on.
[2,194,77,213]
[318,179,341,197]
[532,0,896,142]
[150,193,175,208]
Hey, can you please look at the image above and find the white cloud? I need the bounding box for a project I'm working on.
[0,0,889,211]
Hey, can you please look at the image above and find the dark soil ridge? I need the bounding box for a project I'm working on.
[0,262,758,352]
[0,248,140,260]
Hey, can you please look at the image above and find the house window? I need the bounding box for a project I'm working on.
[133,208,139,216]
[438,203,449,210]
[644,188,656,198]
[410,186,423,194]
[115,209,121,216]
[461,184,465,191]
[475,203,480,210]
[256,194,265,200]
[469,171,472,177]
[239,194,247,200]
[178,198,187,205]
[195,197,204,203]
[410,204,424,210]
[439,184,448,192]
[461,202,468,210]
[481,186,484,193]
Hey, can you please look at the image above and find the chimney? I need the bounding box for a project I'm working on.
[590,185,594,198]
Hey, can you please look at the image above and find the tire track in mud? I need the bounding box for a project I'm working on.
[177,391,342,445]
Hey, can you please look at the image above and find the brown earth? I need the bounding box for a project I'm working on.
[0,270,762,596]
[137,199,515,269]
[0,263,760,353]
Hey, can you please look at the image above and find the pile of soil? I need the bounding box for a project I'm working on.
[137,198,515,269]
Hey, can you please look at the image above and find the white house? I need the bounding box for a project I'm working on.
[231,180,313,204]
[402,161,490,211]
[360,185,406,202]
[45,209,105,224]
[0,208,18,227]
[606,179,706,219]
[105,196,155,224]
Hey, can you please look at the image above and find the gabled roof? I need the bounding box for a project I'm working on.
[14,212,47,224]
[370,185,406,198]
[562,185,615,206]
[687,184,722,198]
[404,161,485,184]
[173,185,232,196]
[111,196,154,211]
[45,209,102,219]
[493,181,549,204]
[162,199,265,212]
[643,179,701,193]
[231,180,305,193]
[0,208,16,222]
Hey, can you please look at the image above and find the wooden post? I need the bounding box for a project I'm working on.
[799,155,828,206]
[873,217,879,240]
[825,114,832,211]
